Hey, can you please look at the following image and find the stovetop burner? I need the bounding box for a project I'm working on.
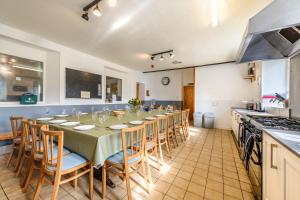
[247,115,300,131]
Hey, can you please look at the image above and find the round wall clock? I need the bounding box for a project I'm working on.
[161,77,170,85]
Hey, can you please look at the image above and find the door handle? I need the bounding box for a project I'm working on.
[270,144,278,169]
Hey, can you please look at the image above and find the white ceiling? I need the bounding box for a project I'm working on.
[0,0,273,71]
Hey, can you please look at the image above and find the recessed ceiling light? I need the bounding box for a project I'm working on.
[108,0,117,7]
[93,4,102,17]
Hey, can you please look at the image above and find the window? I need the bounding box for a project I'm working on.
[0,53,43,102]
[106,76,122,102]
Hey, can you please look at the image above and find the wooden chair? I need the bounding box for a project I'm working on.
[22,123,71,192]
[144,119,161,183]
[167,113,179,147]
[157,116,172,165]
[33,125,94,200]
[102,124,149,200]
[7,116,24,169]
[173,111,185,142]
[183,109,190,138]
[16,119,35,176]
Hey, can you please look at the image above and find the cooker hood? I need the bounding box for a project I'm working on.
[236,0,300,63]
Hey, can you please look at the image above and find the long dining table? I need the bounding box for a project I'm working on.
[42,110,169,167]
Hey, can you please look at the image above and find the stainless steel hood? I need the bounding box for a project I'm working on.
[236,0,300,63]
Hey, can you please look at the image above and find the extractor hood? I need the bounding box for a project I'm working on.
[236,0,300,63]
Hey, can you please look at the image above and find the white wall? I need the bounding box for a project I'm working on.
[0,23,143,105]
[195,62,258,130]
[182,68,194,86]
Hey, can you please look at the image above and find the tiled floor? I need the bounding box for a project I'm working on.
[0,128,255,200]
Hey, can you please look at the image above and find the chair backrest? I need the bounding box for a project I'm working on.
[41,125,63,172]
[184,109,190,124]
[31,123,48,156]
[167,114,174,129]
[157,115,168,136]
[144,119,158,144]
[173,111,182,126]
[121,124,145,165]
[22,119,34,146]
[10,116,24,139]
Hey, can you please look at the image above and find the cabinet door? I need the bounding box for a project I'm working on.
[263,133,283,200]
[282,147,300,200]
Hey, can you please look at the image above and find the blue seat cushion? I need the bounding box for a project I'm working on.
[47,153,87,171]
[34,146,71,160]
[107,149,141,164]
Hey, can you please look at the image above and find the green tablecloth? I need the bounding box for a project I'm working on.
[48,110,167,167]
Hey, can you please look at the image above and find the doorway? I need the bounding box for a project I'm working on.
[183,85,194,121]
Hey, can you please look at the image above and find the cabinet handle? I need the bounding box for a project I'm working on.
[270,144,278,169]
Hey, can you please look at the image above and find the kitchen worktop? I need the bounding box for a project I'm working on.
[232,108,273,117]
[264,129,300,158]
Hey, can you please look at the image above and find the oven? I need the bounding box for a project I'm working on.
[238,119,262,200]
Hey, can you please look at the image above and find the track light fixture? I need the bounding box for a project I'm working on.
[150,50,174,61]
[93,4,102,16]
[81,11,89,21]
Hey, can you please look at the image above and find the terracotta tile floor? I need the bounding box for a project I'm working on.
[0,128,256,200]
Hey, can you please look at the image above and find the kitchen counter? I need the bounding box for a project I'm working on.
[232,108,273,117]
[264,129,300,158]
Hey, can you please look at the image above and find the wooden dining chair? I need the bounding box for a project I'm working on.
[16,119,35,176]
[7,116,24,169]
[144,119,161,183]
[183,109,190,138]
[173,111,185,142]
[33,125,94,200]
[102,124,149,200]
[157,116,172,164]
[167,113,179,147]
[22,123,71,192]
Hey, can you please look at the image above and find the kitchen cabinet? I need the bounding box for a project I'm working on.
[263,132,300,200]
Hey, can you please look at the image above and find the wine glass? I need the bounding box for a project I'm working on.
[45,107,50,116]
[62,109,66,115]
[91,106,95,114]
[76,111,81,121]
[98,114,104,125]
[92,112,97,124]
[72,108,76,115]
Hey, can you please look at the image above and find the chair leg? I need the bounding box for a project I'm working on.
[51,173,61,200]
[145,151,152,184]
[16,153,26,176]
[101,162,106,199]
[6,148,15,167]
[89,164,94,200]
[158,141,164,166]
[71,170,78,189]
[165,139,172,158]
[124,171,132,200]
[173,131,179,146]
[141,158,150,193]
[22,158,35,192]
[154,145,160,170]
[33,169,45,200]
[15,144,24,171]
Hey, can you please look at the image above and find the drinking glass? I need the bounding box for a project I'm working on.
[45,108,50,116]
[62,109,66,115]
[98,114,104,125]
[76,111,81,121]
[92,112,97,124]
[72,108,76,115]
[91,106,95,114]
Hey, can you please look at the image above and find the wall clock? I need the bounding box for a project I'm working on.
[161,77,170,85]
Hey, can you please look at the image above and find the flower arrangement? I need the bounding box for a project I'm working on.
[128,98,142,112]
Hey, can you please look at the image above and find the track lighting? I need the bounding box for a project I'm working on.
[150,50,174,62]
[81,11,89,21]
[93,4,102,16]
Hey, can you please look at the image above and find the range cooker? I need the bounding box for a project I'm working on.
[238,115,300,200]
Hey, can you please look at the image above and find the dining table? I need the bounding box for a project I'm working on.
[39,110,171,167]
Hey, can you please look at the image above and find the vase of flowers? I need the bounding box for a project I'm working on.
[128,98,142,112]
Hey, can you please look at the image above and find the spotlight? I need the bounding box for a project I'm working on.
[93,4,102,16]
[10,58,16,63]
[151,56,155,61]
[160,55,164,61]
[81,11,89,21]
[169,53,175,58]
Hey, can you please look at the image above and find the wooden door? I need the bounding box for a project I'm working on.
[183,85,194,120]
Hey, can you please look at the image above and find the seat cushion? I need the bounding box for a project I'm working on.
[47,153,87,172]
[107,149,141,164]
[146,141,155,150]
[34,146,71,160]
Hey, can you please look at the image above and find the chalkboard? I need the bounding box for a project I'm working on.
[65,68,102,99]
